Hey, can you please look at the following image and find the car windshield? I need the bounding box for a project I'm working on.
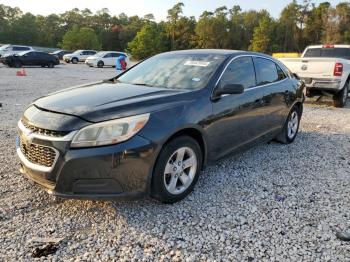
[52,50,61,54]
[0,44,10,50]
[73,50,83,54]
[118,53,226,90]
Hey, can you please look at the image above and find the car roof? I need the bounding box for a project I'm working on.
[160,49,274,60]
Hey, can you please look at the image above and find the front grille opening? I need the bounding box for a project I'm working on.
[21,119,68,137]
[20,138,56,167]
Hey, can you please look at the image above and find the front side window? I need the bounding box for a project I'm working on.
[253,57,279,86]
[13,46,29,51]
[104,53,114,58]
[118,53,226,90]
[219,56,256,89]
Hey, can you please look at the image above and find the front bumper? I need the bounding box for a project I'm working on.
[301,78,342,91]
[16,122,157,200]
[85,61,95,67]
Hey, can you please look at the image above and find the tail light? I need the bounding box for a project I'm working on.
[334,63,343,76]
[323,44,334,48]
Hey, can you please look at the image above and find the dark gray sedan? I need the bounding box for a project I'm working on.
[16,50,305,203]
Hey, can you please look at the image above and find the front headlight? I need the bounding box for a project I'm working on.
[71,113,150,148]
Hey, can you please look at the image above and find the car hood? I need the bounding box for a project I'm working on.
[33,81,192,122]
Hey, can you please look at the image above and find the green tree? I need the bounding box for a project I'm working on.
[249,17,273,53]
[61,26,101,50]
[127,22,169,59]
[165,2,195,50]
[194,7,230,49]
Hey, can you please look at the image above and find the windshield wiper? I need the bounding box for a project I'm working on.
[132,83,153,87]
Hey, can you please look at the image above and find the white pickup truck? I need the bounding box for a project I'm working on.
[279,45,350,107]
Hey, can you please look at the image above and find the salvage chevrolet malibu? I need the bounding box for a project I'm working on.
[17,50,305,203]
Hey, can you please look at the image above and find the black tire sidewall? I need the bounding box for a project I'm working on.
[333,82,349,108]
[72,58,78,64]
[151,136,202,203]
[97,61,104,68]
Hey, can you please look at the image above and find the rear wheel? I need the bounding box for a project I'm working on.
[71,58,78,64]
[97,61,104,68]
[151,136,202,204]
[275,106,301,144]
[333,82,349,108]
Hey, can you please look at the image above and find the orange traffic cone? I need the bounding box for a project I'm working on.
[16,68,27,76]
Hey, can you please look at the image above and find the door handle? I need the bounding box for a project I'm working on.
[255,98,266,105]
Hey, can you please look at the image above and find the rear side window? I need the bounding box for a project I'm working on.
[304,47,350,59]
[220,57,256,89]
[253,57,279,86]
[276,65,286,80]
[88,51,96,55]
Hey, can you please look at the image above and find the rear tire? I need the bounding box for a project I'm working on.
[151,136,202,204]
[71,58,78,64]
[275,105,301,144]
[97,61,104,68]
[333,82,349,108]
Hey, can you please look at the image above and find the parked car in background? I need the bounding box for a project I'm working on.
[1,51,59,68]
[50,50,72,60]
[16,50,304,203]
[0,44,34,58]
[280,45,350,107]
[85,51,129,68]
[63,50,96,64]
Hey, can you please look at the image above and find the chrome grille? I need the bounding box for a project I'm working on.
[21,119,68,137]
[20,137,57,167]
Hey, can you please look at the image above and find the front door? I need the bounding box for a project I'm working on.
[207,56,269,159]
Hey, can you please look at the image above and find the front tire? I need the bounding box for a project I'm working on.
[151,136,202,204]
[47,62,54,68]
[333,82,349,108]
[97,61,104,68]
[71,58,78,64]
[13,61,22,68]
[275,106,301,144]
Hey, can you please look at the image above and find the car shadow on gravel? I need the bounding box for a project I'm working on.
[103,129,349,244]
[305,97,350,109]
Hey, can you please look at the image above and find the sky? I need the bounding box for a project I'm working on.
[0,0,346,20]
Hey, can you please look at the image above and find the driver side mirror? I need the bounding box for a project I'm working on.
[214,84,244,98]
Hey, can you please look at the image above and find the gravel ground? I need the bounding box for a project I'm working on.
[0,63,350,261]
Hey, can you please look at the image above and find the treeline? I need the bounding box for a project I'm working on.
[0,1,349,59]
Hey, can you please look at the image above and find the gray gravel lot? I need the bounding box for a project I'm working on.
[0,63,350,261]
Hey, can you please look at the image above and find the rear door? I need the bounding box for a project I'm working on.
[253,57,292,132]
[208,56,269,159]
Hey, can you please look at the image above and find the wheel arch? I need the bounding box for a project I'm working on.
[147,127,208,194]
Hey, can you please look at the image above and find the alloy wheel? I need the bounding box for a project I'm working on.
[163,147,197,195]
[287,111,299,139]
